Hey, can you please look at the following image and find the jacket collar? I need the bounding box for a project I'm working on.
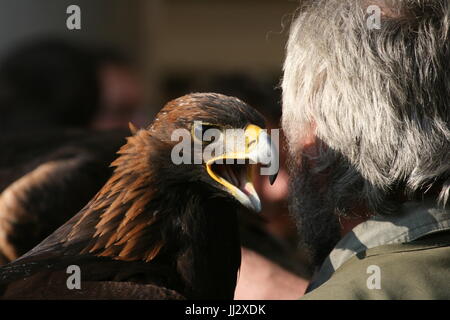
[307,200,450,292]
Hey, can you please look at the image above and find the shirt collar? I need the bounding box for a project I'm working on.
[307,200,450,292]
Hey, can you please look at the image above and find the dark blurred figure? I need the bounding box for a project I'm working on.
[0,38,144,265]
[92,49,143,130]
[0,39,99,132]
[0,38,143,133]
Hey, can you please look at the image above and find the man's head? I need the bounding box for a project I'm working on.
[282,0,450,266]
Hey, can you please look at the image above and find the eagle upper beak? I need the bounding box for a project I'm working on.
[206,124,279,213]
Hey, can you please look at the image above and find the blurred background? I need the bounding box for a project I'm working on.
[0,0,310,294]
[0,0,297,123]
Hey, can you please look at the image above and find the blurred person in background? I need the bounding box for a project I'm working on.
[0,38,144,264]
[0,38,143,133]
[90,48,144,131]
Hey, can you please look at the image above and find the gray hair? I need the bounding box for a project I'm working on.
[282,0,450,214]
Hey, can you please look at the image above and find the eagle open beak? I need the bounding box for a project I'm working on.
[206,124,279,213]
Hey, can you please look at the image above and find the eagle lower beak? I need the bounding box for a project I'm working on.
[206,124,279,213]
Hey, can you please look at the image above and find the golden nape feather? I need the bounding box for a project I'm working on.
[70,129,163,263]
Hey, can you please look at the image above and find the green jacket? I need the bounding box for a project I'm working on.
[302,200,450,300]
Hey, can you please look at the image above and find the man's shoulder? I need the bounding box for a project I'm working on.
[302,231,450,300]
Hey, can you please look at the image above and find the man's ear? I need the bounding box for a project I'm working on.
[298,122,319,157]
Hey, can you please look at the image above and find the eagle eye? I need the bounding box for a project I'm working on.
[191,122,221,145]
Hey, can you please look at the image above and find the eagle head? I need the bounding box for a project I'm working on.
[145,92,279,213]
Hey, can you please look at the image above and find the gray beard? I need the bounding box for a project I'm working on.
[287,147,364,268]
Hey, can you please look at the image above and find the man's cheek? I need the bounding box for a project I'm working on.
[296,145,331,194]
[290,122,317,155]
